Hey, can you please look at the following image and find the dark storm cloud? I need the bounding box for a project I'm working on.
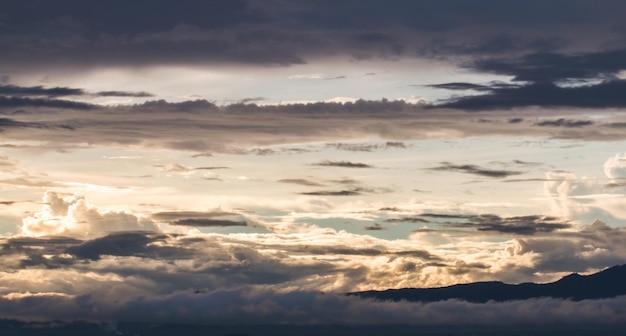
[435,80,626,110]
[429,162,524,178]
[469,50,626,83]
[432,48,626,110]
[0,0,259,35]
[2,0,626,69]
[313,160,373,168]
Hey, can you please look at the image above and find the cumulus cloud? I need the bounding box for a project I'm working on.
[20,192,159,236]
[604,152,626,179]
[544,169,626,225]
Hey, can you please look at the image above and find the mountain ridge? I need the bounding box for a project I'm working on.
[348,264,626,303]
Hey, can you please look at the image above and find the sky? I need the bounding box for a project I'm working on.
[2,0,626,329]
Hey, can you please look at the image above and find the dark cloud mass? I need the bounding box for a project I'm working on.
[0,85,84,97]
[1,0,626,69]
[432,48,626,110]
[66,232,190,261]
[0,96,94,109]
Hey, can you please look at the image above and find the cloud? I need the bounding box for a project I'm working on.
[429,162,524,178]
[66,231,192,261]
[510,220,626,272]
[437,214,571,236]
[363,223,386,231]
[435,80,626,110]
[278,179,324,187]
[535,118,593,127]
[20,192,159,237]
[468,50,626,83]
[0,84,84,97]
[151,210,248,227]
[326,141,407,152]
[3,99,626,152]
[3,0,623,71]
[0,117,48,130]
[169,218,247,227]
[300,190,362,196]
[385,217,429,223]
[604,152,626,179]
[430,48,626,110]
[154,163,229,173]
[543,169,626,224]
[2,288,626,328]
[313,160,373,168]
[0,177,63,188]
[0,96,94,109]
[96,90,154,97]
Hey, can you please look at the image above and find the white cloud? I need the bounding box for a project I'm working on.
[20,192,159,237]
[604,152,626,179]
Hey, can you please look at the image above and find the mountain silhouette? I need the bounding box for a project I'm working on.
[349,264,626,303]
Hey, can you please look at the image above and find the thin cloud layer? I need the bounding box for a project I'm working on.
[429,162,524,178]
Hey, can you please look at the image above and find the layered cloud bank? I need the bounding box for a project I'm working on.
[2,289,626,327]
